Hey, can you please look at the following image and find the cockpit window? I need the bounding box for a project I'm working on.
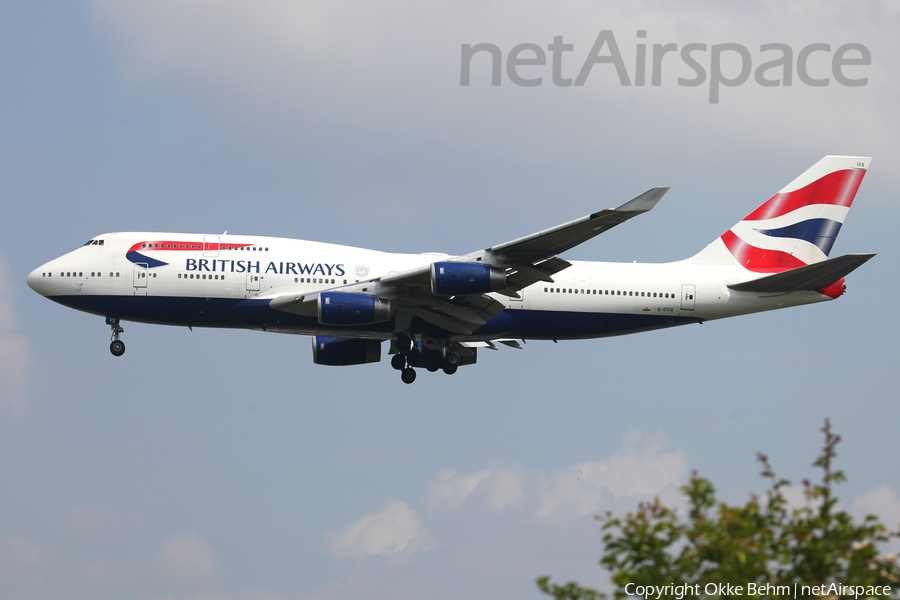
[82,239,104,246]
[83,240,93,246]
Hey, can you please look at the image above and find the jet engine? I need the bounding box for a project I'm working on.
[318,292,391,325]
[430,262,506,296]
[312,336,382,366]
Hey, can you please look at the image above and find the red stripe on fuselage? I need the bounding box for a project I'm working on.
[127,241,254,253]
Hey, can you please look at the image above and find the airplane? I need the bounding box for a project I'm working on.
[27,155,874,384]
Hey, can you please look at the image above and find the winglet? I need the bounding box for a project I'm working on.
[611,187,669,213]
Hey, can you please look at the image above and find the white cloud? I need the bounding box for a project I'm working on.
[535,430,687,520]
[86,0,900,186]
[481,466,527,512]
[851,485,900,529]
[424,464,526,515]
[0,255,31,414]
[424,468,492,513]
[157,532,220,586]
[422,430,687,522]
[325,500,434,560]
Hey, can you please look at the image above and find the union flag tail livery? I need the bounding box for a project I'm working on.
[692,155,870,272]
[27,155,875,384]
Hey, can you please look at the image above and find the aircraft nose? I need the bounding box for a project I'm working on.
[26,266,45,295]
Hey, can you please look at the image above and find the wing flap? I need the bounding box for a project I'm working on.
[505,257,571,289]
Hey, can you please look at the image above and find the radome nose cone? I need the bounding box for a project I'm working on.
[26,267,43,294]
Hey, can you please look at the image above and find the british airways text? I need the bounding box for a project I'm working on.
[185,259,346,276]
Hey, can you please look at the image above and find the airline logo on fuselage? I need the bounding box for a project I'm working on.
[185,258,345,276]
[125,240,345,276]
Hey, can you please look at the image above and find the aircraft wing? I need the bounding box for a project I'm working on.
[270,187,667,334]
[379,186,668,293]
[466,187,668,266]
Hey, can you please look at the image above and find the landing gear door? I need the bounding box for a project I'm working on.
[133,263,149,288]
[681,284,696,311]
[246,273,260,292]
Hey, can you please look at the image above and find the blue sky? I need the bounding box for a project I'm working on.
[1,2,899,599]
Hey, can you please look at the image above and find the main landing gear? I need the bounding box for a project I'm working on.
[391,334,461,384]
[107,316,125,357]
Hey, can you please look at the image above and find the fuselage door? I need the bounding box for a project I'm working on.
[204,235,220,258]
[246,273,260,292]
[133,263,149,288]
[681,284,696,310]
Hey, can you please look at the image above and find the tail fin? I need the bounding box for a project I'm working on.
[691,156,870,272]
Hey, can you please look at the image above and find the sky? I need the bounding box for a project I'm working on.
[1,1,899,599]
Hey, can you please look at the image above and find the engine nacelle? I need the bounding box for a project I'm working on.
[430,262,506,296]
[318,292,391,325]
[312,336,382,366]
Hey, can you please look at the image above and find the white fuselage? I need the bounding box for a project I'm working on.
[27,232,835,342]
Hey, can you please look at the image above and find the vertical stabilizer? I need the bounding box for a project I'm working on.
[691,156,870,272]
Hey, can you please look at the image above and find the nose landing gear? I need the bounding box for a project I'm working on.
[107,316,125,357]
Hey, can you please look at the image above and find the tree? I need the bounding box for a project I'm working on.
[538,420,900,599]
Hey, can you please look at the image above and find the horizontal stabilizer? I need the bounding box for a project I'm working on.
[727,253,875,293]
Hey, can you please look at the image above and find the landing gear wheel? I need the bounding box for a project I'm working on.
[442,363,458,375]
[107,316,125,357]
[396,334,412,353]
[426,349,442,372]
[391,353,406,371]
[406,348,424,368]
[445,352,460,367]
[401,367,417,384]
